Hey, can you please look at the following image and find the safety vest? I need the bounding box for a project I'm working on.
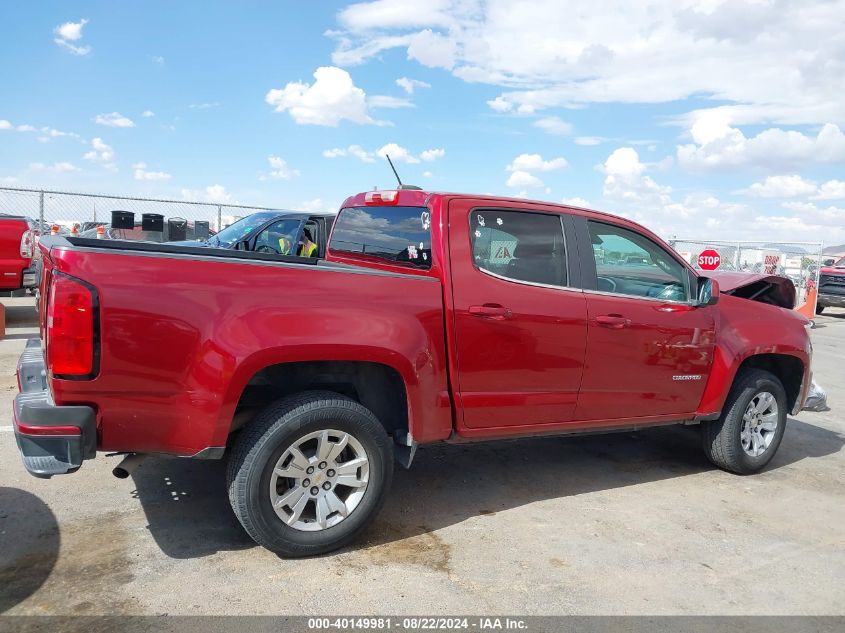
[299,242,317,257]
[278,237,290,254]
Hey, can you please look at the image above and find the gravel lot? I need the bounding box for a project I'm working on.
[1,296,843,616]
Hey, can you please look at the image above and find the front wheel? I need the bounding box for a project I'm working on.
[701,369,787,474]
[227,391,393,557]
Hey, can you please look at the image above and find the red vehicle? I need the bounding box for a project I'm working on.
[13,189,812,557]
[0,215,39,291]
[817,255,845,313]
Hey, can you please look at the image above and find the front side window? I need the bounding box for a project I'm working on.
[253,219,303,255]
[471,210,567,287]
[588,221,689,302]
[331,206,431,269]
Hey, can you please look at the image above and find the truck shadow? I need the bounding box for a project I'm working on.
[0,488,60,613]
[129,418,844,559]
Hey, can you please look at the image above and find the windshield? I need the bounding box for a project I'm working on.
[835,256,845,267]
[212,212,279,247]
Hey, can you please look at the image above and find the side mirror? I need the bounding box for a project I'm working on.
[697,277,720,306]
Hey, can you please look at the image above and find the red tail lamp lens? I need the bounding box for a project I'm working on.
[47,275,96,377]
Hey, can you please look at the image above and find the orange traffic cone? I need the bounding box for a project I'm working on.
[70,224,79,236]
[96,225,105,239]
[796,286,817,321]
[50,224,60,235]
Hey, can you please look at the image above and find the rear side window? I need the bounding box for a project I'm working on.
[331,206,431,269]
[471,210,567,287]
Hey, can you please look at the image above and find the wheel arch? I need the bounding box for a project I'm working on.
[735,353,805,414]
[216,354,414,445]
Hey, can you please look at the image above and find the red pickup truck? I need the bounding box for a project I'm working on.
[0,214,39,291]
[817,255,845,313]
[14,189,812,557]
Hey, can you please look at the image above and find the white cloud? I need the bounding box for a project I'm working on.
[377,143,419,163]
[420,148,445,162]
[561,197,590,207]
[814,180,845,201]
[323,144,376,162]
[746,175,818,198]
[181,185,234,204]
[132,162,171,181]
[54,18,91,55]
[326,143,443,164]
[487,96,512,113]
[533,116,572,136]
[0,120,11,130]
[575,136,603,146]
[265,66,379,126]
[263,155,300,180]
[330,0,845,128]
[29,161,80,173]
[506,153,567,173]
[596,145,845,243]
[396,77,431,94]
[422,170,433,178]
[95,112,135,128]
[367,95,414,109]
[298,198,337,214]
[678,113,845,172]
[141,110,155,118]
[16,125,36,132]
[188,102,220,110]
[55,18,87,41]
[83,137,114,163]
[150,55,165,66]
[506,171,544,188]
[406,29,457,69]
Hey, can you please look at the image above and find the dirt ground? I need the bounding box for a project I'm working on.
[1,297,843,616]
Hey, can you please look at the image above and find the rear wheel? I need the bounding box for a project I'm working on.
[701,369,787,474]
[227,391,393,557]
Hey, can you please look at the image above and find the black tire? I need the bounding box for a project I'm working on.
[701,369,788,474]
[227,391,393,557]
[815,304,825,315]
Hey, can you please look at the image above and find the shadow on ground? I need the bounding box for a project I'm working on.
[0,488,60,613]
[129,418,844,560]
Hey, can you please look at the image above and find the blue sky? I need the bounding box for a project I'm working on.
[2,1,844,243]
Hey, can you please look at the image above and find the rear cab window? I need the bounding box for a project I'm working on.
[330,206,432,269]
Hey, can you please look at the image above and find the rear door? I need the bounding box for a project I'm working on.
[448,199,588,430]
[0,218,27,289]
[575,218,716,420]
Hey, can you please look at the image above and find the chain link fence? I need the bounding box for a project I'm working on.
[669,238,824,313]
[0,186,276,235]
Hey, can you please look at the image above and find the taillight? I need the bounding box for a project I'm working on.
[47,274,97,378]
[20,230,33,258]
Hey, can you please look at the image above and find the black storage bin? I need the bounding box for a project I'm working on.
[193,220,210,241]
[111,210,135,229]
[141,213,164,232]
[167,217,187,241]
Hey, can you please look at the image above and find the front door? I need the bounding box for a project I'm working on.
[576,219,716,420]
[448,200,588,430]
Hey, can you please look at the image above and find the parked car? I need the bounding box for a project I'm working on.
[173,211,334,258]
[817,255,845,313]
[78,220,216,243]
[14,188,811,557]
[0,214,39,291]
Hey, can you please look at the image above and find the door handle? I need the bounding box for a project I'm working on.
[468,304,513,320]
[595,314,631,329]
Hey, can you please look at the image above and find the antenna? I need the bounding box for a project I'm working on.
[385,154,403,187]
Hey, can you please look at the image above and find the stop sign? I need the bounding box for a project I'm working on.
[698,249,721,270]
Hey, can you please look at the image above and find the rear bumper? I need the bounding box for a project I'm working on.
[13,338,96,478]
[21,260,40,288]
